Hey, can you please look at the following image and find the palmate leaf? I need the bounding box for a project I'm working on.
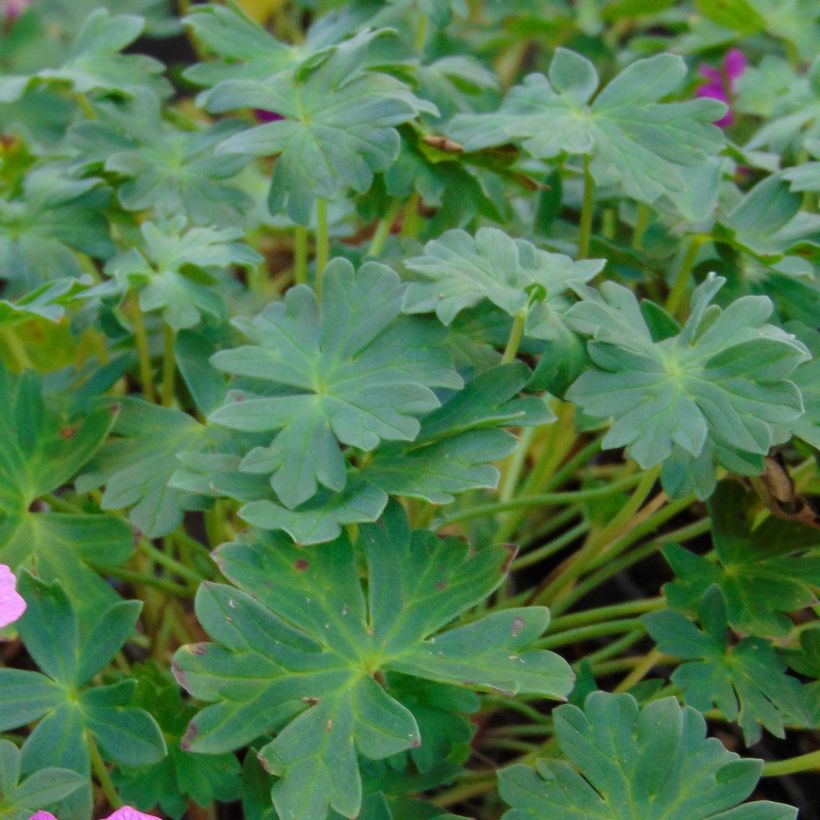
[173,364,548,543]
[174,503,573,820]
[402,227,605,331]
[105,219,262,331]
[77,398,236,538]
[565,274,809,498]
[205,32,438,223]
[500,691,797,819]
[663,481,820,639]
[365,363,554,504]
[0,738,85,820]
[644,588,810,745]
[0,165,112,291]
[114,665,241,819]
[0,366,133,624]
[448,49,726,207]
[68,91,252,226]
[209,258,461,511]
[0,277,91,329]
[0,9,168,103]
[0,575,165,819]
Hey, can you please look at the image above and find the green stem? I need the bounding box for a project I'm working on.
[162,323,175,408]
[93,566,192,597]
[74,92,97,120]
[88,733,122,809]
[293,225,308,285]
[585,629,645,666]
[536,617,644,650]
[501,308,528,364]
[554,516,710,615]
[550,596,664,631]
[0,327,33,371]
[577,154,594,259]
[401,193,422,238]
[315,199,329,300]
[440,473,643,526]
[762,750,820,777]
[138,539,204,586]
[632,203,650,250]
[665,235,705,318]
[512,521,590,570]
[414,13,428,51]
[499,428,535,504]
[127,297,155,403]
[367,199,402,257]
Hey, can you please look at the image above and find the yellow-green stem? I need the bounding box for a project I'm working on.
[368,198,402,257]
[293,225,308,285]
[315,199,329,300]
[501,307,528,363]
[401,193,422,238]
[1,327,33,371]
[414,13,428,51]
[88,733,122,809]
[127,297,155,402]
[762,750,820,777]
[162,323,175,407]
[74,92,96,119]
[665,235,705,318]
[578,154,594,259]
[632,202,650,250]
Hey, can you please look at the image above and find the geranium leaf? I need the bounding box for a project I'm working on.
[174,503,573,819]
[209,258,461,510]
[500,691,797,819]
[402,227,604,329]
[449,49,726,207]
[565,274,809,497]
[663,481,820,639]
[206,32,437,223]
[105,219,261,330]
[644,587,810,745]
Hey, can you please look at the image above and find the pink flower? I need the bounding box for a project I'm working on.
[254,110,285,123]
[0,565,25,629]
[30,808,160,820]
[696,48,747,128]
[3,0,31,20]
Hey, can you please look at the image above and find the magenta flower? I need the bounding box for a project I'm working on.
[0,565,25,630]
[30,808,159,820]
[696,48,747,127]
[254,110,285,123]
[3,0,32,21]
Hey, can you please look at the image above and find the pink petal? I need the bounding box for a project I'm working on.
[254,109,285,123]
[4,0,31,20]
[724,48,748,82]
[696,84,729,105]
[103,807,161,820]
[0,565,26,629]
[698,64,723,84]
[29,813,58,820]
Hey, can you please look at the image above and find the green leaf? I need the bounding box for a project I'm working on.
[0,9,168,102]
[499,691,797,819]
[174,503,573,819]
[695,0,767,34]
[0,166,112,291]
[565,274,809,497]
[78,397,234,538]
[0,738,86,819]
[0,278,91,329]
[365,363,554,504]
[0,574,165,783]
[69,90,252,226]
[206,32,437,223]
[449,49,726,207]
[402,227,604,330]
[209,258,461,510]
[782,139,820,193]
[644,588,810,744]
[663,481,820,638]
[0,367,132,622]
[114,664,241,819]
[105,218,262,330]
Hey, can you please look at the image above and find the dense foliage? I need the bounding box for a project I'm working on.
[0,1,818,818]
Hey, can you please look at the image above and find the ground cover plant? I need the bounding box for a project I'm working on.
[0,0,818,817]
